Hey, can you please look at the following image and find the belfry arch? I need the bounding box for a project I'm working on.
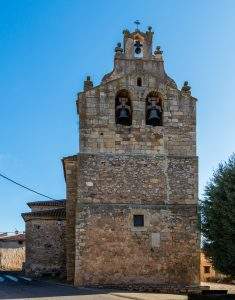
[115,89,132,126]
[145,91,163,126]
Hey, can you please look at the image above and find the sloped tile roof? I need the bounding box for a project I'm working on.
[0,233,25,242]
[27,199,66,208]
[22,208,66,221]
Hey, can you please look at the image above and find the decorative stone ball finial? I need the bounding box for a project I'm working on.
[148,26,152,32]
[84,75,93,91]
[181,81,191,92]
[154,46,163,55]
[123,29,130,35]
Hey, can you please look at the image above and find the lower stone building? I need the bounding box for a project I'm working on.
[22,200,66,277]
[22,25,201,292]
[200,251,225,282]
[0,232,25,271]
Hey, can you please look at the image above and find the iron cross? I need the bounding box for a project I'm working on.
[134,20,141,30]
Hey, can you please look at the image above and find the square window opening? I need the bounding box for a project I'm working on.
[133,214,144,227]
[204,266,211,274]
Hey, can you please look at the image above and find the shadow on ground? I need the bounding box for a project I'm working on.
[0,271,112,299]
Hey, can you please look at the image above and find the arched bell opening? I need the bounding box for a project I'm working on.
[146,91,163,126]
[137,77,142,87]
[115,89,132,126]
[134,40,143,58]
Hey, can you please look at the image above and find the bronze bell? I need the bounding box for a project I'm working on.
[134,40,142,55]
[148,107,160,126]
[117,107,129,125]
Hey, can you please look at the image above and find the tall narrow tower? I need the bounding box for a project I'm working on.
[63,25,200,290]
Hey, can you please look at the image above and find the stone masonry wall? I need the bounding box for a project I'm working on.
[77,154,198,205]
[0,248,25,271]
[200,252,225,282]
[63,155,78,282]
[78,72,196,157]
[74,153,199,287]
[73,28,199,289]
[74,203,200,287]
[25,218,66,277]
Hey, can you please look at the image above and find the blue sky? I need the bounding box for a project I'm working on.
[0,0,235,232]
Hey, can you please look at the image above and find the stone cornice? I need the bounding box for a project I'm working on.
[22,208,66,221]
[27,199,66,208]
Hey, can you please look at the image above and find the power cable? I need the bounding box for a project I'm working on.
[0,172,57,200]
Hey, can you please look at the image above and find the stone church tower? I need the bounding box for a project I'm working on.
[63,25,200,289]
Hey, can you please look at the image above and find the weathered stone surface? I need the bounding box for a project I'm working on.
[24,217,66,277]
[22,25,200,292]
[76,154,197,205]
[74,203,199,286]
[0,248,25,271]
[0,233,25,271]
[200,252,225,282]
[62,155,78,281]
[71,26,200,290]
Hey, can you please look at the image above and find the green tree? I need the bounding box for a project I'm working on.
[201,154,235,277]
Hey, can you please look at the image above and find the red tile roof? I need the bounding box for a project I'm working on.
[0,233,25,242]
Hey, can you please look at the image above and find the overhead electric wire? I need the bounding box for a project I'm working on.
[0,172,57,200]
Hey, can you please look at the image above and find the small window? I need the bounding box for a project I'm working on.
[137,77,142,87]
[204,266,211,274]
[133,214,144,227]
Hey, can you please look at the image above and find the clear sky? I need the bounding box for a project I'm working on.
[0,0,235,232]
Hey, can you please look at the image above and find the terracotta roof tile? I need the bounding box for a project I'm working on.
[0,234,25,242]
[21,208,66,221]
[27,199,66,208]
